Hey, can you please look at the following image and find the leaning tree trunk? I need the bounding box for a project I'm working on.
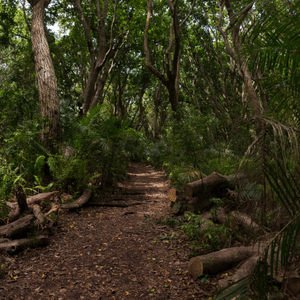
[28,0,60,152]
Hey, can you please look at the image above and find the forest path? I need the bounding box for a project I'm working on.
[1,163,214,299]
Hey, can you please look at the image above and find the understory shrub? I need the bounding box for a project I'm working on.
[0,104,146,199]
[146,108,240,188]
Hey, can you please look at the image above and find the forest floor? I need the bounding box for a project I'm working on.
[0,163,219,300]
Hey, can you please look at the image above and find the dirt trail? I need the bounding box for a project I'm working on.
[1,163,214,299]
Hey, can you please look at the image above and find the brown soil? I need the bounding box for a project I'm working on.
[0,163,217,299]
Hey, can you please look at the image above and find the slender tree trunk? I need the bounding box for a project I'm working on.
[90,63,110,107]
[74,0,120,116]
[153,82,162,140]
[218,0,265,134]
[28,0,60,151]
[144,0,183,114]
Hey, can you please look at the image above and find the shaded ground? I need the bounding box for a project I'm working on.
[0,163,217,299]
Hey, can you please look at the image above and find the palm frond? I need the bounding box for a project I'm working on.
[215,117,300,299]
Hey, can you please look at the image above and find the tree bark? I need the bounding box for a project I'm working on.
[0,235,49,254]
[218,0,265,134]
[184,172,229,198]
[27,191,59,206]
[184,172,247,198]
[8,187,29,222]
[144,0,182,113]
[230,211,265,235]
[74,0,120,115]
[218,254,260,288]
[32,204,54,228]
[188,245,260,277]
[28,0,60,151]
[153,82,162,140]
[61,189,92,210]
[0,215,34,238]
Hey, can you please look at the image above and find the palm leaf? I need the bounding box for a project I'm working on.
[214,118,300,299]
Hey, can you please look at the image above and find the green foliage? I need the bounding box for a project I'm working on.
[146,108,240,187]
[0,121,41,196]
[181,212,233,255]
[159,211,250,256]
[72,104,146,188]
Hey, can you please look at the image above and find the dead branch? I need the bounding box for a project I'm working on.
[61,189,92,210]
[32,204,54,228]
[27,191,59,205]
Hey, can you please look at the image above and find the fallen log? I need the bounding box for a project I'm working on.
[0,238,10,244]
[184,172,229,198]
[27,191,59,206]
[188,245,261,277]
[0,235,49,254]
[168,188,184,203]
[61,189,92,210]
[184,172,248,198]
[218,254,260,288]
[0,214,34,238]
[186,196,212,212]
[230,211,265,235]
[5,202,18,210]
[168,193,212,214]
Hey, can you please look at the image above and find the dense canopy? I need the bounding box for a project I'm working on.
[1,0,300,298]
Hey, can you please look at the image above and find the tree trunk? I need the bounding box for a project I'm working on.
[144,0,181,114]
[74,0,120,116]
[219,0,265,134]
[28,0,60,151]
[153,82,162,140]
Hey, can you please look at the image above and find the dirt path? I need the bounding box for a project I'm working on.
[1,163,215,299]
